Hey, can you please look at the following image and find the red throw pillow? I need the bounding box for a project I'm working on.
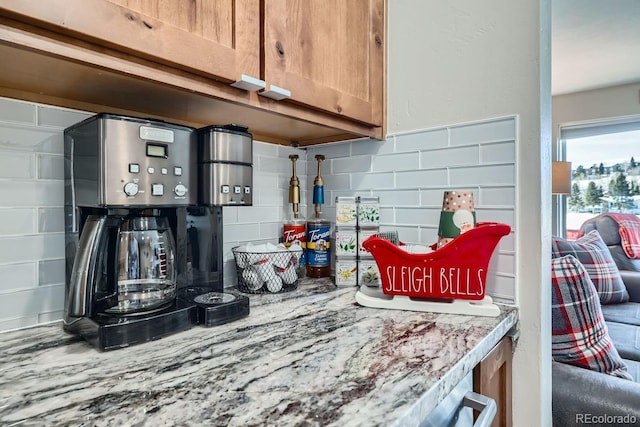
[552,230,629,304]
[551,255,632,380]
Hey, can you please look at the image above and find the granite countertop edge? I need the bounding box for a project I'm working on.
[0,278,519,427]
[392,307,517,426]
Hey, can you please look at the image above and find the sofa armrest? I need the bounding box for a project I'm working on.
[552,361,640,426]
[619,271,640,302]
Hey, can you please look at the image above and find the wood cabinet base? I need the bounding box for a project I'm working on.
[473,336,513,427]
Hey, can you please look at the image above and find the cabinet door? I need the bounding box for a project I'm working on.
[263,0,384,126]
[473,337,513,427]
[0,0,260,82]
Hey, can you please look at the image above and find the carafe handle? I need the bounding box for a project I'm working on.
[67,215,106,318]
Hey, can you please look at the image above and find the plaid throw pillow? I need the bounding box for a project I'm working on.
[551,255,632,380]
[552,230,629,304]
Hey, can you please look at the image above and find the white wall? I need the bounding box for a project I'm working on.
[387,1,552,425]
[552,82,640,149]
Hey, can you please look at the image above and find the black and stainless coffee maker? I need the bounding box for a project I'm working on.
[64,114,198,350]
[64,114,253,350]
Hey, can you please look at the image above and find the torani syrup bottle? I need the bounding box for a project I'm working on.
[306,155,331,278]
[284,155,306,275]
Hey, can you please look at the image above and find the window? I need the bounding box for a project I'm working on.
[559,116,640,238]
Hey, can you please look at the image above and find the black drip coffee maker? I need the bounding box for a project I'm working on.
[64,114,249,350]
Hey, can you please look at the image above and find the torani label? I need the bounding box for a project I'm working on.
[307,222,331,267]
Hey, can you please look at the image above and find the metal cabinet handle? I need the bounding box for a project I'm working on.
[463,391,497,427]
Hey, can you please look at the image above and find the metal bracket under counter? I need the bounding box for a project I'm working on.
[420,372,497,427]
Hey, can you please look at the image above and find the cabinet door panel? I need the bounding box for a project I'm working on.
[473,337,513,427]
[264,0,384,126]
[0,0,260,82]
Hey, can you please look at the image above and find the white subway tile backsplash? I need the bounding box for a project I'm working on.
[253,172,279,190]
[0,180,64,207]
[37,154,64,179]
[449,117,516,146]
[222,207,240,224]
[496,232,515,253]
[0,234,64,264]
[351,137,395,156]
[256,155,292,174]
[307,141,351,159]
[0,284,64,320]
[375,189,421,206]
[252,140,280,156]
[320,173,352,191]
[340,116,516,303]
[0,126,64,154]
[0,151,35,179]
[38,207,65,233]
[392,224,423,245]
[449,164,515,186]
[237,206,281,224]
[223,223,261,242]
[489,253,516,276]
[379,207,395,224]
[480,141,516,164]
[475,208,514,227]
[0,208,35,235]
[479,186,516,207]
[395,207,441,227]
[420,146,479,169]
[36,106,91,128]
[396,169,448,188]
[0,98,518,332]
[38,259,65,286]
[255,187,286,207]
[372,152,420,172]
[350,171,395,189]
[419,228,440,246]
[0,98,36,124]
[484,274,516,301]
[0,262,36,291]
[332,155,371,174]
[395,128,448,152]
[0,316,37,332]
[38,310,64,324]
[259,221,283,241]
[321,206,336,221]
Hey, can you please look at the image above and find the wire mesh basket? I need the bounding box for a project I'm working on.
[232,246,301,294]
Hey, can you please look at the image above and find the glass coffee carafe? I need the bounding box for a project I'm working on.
[110,216,177,314]
[69,213,178,318]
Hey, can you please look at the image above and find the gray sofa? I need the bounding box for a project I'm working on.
[553,214,640,426]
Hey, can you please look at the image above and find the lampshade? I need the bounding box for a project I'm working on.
[552,161,572,195]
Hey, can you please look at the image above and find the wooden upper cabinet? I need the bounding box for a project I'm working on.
[263,0,384,126]
[0,0,261,83]
[0,0,385,143]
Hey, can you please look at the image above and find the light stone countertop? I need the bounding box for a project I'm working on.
[0,278,517,426]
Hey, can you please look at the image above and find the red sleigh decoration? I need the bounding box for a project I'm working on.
[355,222,511,317]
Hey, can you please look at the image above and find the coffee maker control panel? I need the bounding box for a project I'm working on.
[66,114,197,208]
